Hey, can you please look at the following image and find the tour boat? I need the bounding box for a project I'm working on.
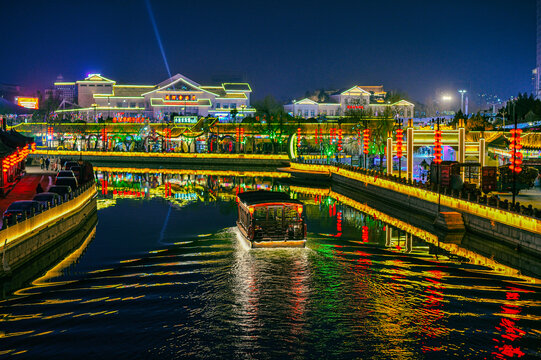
[236,191,307,248]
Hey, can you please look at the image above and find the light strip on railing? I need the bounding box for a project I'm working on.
[290,163,541,235]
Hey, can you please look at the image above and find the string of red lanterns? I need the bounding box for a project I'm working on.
[433,129,442,164]
[363,129,370,154]
[395,128,403,159]
[509,129,523,174]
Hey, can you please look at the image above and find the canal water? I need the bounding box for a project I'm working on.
[0,172,540,359]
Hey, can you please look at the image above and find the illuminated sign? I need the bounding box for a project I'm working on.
[165,94,196,101]
[16,97,38,109]
[173,116,198,124]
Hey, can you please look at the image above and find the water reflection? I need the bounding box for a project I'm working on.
[0,168,539,358]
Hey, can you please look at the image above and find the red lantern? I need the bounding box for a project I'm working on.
[509,129,523,173]
[363,129,370,154]
[395,128,403,158]
[433,129,442,164]
[315,129,319,145]
[297,127,301,149]
[337,129,343,152]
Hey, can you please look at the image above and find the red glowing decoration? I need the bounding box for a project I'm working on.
[297,127,301,149]
[509,129,523,174]
[362,225,368,242]
[363,129,370,154]
[395,128,403,158]
[337,129,343,152]
[433,129,442,164]
[315,129,319,145]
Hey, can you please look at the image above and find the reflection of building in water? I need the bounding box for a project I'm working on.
[94,168,287,207]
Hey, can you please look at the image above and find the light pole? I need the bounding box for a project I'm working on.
[458,90,467,113]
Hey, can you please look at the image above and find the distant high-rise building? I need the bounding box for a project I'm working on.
[534,0,541,98]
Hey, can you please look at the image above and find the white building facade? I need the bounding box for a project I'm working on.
[56,73,255,121]
[284,85,415,119]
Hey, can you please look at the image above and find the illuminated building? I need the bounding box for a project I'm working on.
[55,73,255,121]
[284,85,415,119]
[0,130,35,195]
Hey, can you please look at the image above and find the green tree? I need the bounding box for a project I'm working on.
[368,107,395,172]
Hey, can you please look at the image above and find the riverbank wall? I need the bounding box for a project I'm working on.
[0,182,97,297]
[289,163,541,257]
[30,151,289,169]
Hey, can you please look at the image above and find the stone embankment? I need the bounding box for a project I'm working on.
[289,162,541,257]
[0,181,97,291]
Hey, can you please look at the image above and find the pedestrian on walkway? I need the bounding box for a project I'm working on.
[45,158,50,171]
[36,182,44,194]
[40,157,44,169]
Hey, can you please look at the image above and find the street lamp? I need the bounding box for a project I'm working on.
[458,90,467,113]
[441,95,452,115]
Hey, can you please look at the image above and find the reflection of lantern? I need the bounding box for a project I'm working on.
[362,225,368,242]
[337,129,342,152]
[363,129,370,154]
[236,127,240,144]
[395,128,403,158]
[433,129,442,164]
[240,127,244,144]
[297,127,301,149]
[315,129,319,144]
[509,129,523,173]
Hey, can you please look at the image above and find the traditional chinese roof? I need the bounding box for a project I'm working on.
[223,83,251,92]
[113,85,156,97]
[0,98,34,115]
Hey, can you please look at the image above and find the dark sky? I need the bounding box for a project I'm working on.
[0,0,536,103]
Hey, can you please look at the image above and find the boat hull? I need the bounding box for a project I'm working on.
[236,221,306,248]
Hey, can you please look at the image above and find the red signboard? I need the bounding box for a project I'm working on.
[481,166,497,193]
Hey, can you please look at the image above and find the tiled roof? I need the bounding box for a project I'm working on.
[223,83,251,91]
[200,86,226,97]
[219,93,247,99]
[113,86,155,97]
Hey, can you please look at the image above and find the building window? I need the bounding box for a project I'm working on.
[130,103,136,108]
[223,104,229,109]
[216,103,221,108]
[304,110,308,118]
[310,110,315,117]
[329,110,334,116]
[117,102,122,107]
[297,110,302,116]
[231,103,237,109]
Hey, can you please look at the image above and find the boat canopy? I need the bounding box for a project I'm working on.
[237,191,303,206]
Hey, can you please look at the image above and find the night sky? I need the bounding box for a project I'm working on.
[0,0,536,104]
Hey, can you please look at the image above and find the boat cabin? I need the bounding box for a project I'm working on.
[236,191,306,248]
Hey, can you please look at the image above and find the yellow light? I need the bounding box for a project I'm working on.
[290,163,541,235]
[34,150,289,161]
